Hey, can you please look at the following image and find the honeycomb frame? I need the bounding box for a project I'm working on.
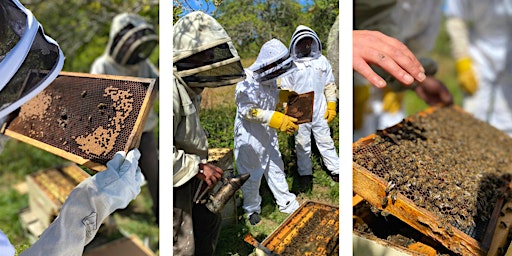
[3,71,158,171]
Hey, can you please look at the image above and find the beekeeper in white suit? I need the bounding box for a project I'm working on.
[90,12,160,223]
[173,11,246,255]
[445,0,512,136]
[280,25,340,188]
[0,1,142,255]
[234,38,300,226]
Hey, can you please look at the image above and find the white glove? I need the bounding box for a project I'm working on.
[94,148,143,212]
[21,149,143,256]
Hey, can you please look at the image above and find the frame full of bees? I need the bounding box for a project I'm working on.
[353,106,512,255]
[285,91,314,124]
[2,71,158,171]
[260,200,339,255]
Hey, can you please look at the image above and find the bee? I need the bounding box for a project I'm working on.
[381,197,388,208]
[385,181,395,196]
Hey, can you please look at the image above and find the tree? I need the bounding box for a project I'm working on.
[307,0,339,47]
[215,0,305,58]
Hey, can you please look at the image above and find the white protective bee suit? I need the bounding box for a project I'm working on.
[353,0,444,141]
[89,12,160,222]
[445,0,512,136]
[0,1,143,255]
[280,25,340,178]
[173,11,246,255]
[234,39,300,218]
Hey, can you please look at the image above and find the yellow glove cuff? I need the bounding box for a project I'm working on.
[269,111,285,129]
[327,101,337,111]
[456,57,472,73]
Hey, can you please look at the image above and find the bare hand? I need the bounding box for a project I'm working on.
[414,77,454,106]
[353,30,426,88]
[196,163,223,188]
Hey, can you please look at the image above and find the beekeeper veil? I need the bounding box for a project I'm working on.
[173,11,245,88]
[289,25,322,61]
[248,38,297,83]
[108,13,158,66]
[0,0,64,119]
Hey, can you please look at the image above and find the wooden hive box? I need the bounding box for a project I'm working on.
[26,163,90,228]
[353,106,512,255]
[261,200,339,255]
[3,71,158,171]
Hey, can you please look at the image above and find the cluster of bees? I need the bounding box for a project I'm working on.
[354,107,512,239]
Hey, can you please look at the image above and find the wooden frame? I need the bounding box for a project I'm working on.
[3,71,158,171]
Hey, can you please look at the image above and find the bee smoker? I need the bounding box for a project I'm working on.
[205,173,250,214]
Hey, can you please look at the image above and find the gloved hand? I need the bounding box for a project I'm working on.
[382,88,404,113]
[324,101,337,123]
[278,89,299,106]
[354,84,370,130]
[414,76,454,106]
[96,148,143,212]
[268,111,298,135]
[455,57,478,95]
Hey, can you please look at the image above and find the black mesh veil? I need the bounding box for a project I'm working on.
[0,0,64,119]
[175,42,245,87]
[110,24,158,65]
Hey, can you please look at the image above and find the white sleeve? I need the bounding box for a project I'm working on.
[445,16,470,59]
[21,150,142,256]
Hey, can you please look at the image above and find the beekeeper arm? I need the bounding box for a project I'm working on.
[236,86,298,135]
[21,149,142,256]
[446,16,478,95]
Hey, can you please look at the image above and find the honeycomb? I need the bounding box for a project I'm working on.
[353,106,512,243]
[5,72,156,170]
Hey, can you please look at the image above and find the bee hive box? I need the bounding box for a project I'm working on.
[26,163,90,228]
[4,72,157,171]
[261,201,339,255]
[353,106,512,255]
[208,148,233,171]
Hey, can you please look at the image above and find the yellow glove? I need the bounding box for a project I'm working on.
[354,84,370,130]
[324,101,337,123]
[382,87,404,113]
[455,57,478,95]
[269,111,298,135]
